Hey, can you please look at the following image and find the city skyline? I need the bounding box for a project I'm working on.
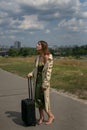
[0,0,87,47]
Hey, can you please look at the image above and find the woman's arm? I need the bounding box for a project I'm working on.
[42,54,53,90]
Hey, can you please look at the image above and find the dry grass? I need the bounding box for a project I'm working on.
[52,57,87,99]
[0,56,87,99]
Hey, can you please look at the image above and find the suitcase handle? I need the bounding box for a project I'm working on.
[28,77,33,99]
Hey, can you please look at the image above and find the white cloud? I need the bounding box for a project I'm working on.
[53,12,60,18]
[0,1,21,13]
[82,12,87,18]
[9,35,16,39]
[19,15,45,30]
[0,12,8,18]
[9,18,21,27]
[45,29,50,33]
[58,17,87,33]
[0,12,8,24]
[0,0,87,46]
[82,1,87,7]
[29,31,35,34]
[64,18,77,27]
[17,0,63,7]
[14,0,80,11]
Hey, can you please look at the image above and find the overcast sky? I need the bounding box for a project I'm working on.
[0,0,87,47]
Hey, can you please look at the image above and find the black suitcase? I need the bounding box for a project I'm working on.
[21,77,36,126]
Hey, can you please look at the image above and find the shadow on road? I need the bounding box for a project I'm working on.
[5,111,26,127]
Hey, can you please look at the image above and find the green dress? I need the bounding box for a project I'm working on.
[35,62,45,109]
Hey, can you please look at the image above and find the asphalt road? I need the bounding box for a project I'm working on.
[0,69,87,130]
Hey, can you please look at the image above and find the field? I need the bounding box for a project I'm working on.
[0,56,87,99]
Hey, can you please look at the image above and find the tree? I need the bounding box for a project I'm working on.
[8,48,19,56]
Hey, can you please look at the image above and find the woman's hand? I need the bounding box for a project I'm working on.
[42,85,47,91]
[42,88,46,91]
[27,72,32,78]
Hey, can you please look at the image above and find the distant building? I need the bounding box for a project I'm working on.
[14,41,21,49]
[0,50,9,56]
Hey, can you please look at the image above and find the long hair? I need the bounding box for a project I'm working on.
[38,40,50,55]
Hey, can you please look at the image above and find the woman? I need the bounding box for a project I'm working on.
[27,40,54,125]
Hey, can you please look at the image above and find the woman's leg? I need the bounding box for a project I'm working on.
[45,110,54,125]
[38,108,44,125]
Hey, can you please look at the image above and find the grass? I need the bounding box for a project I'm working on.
[0,56,87,100]
[0,56,34,77]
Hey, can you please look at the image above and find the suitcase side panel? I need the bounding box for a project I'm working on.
[21,99,36,126]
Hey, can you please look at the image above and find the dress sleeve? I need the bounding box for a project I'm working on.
[42,55,53,89]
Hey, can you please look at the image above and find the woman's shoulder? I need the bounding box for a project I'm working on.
[44,53,53,61]
[49,53,53,59]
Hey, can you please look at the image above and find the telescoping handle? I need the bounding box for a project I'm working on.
[28,77,33,99]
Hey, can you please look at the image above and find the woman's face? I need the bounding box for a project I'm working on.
[36,42,42,51]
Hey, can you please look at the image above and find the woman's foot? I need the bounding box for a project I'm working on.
[45,116,55,125]
[37,118,44,125]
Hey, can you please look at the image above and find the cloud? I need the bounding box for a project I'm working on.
[58,18,86,32]
[45,29,50,33]
[0,1,21,13]
[0,0,87,46]
[19,15,45,30]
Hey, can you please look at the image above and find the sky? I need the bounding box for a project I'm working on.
[0,0,87,47]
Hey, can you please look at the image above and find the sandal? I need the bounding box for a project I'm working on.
[45,116,55,125]
[37,118,44,125]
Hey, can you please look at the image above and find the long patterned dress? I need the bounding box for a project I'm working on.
[35,62,45,109]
